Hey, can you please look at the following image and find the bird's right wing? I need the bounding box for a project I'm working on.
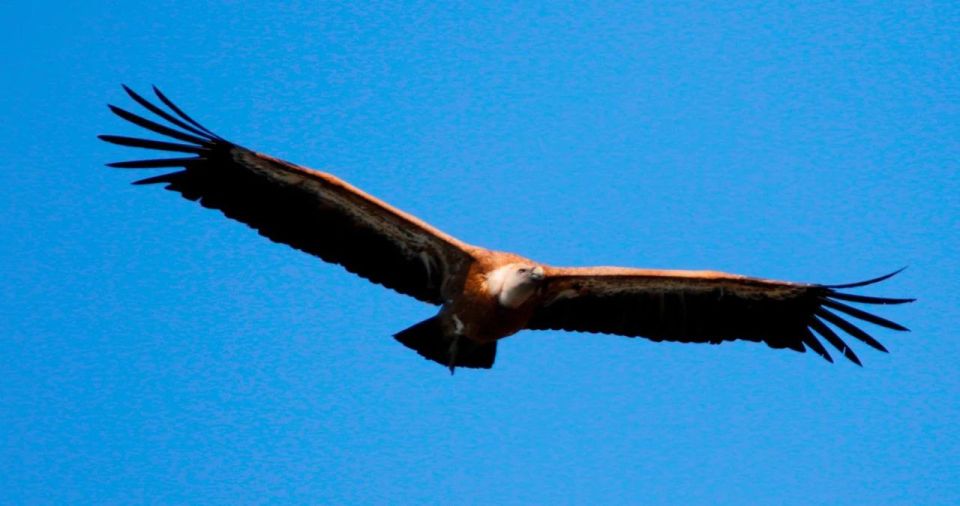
[100,86,476,304]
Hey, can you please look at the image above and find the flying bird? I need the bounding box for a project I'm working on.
[100,86,914,372]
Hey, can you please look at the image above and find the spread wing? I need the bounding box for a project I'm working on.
[527,267,914,364]
[100,86,476,304]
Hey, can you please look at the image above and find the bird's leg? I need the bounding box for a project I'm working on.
[447,314,465,375]
[447,334,459,375]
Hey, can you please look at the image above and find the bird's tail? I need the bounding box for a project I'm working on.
[394,316,497,372]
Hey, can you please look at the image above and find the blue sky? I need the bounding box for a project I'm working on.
[2,1,958,504]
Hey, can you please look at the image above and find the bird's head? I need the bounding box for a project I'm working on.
[515,264,546,283]
[489,263,546,308]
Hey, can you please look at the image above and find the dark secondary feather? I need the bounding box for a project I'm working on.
[100,86,464,304]
[527,270,913,365]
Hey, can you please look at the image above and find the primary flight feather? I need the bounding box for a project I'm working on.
[101,86,914,372]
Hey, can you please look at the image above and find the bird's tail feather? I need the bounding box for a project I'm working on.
[394,317,497,371]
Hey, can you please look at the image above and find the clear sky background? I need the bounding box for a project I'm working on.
[2,1,957,504]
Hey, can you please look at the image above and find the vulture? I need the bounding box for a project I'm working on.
[100,86,914,373]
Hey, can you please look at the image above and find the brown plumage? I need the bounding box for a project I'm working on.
[101,86,914,372]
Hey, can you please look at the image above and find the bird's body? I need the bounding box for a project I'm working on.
[455,255,545,342]
[101,86,914,372]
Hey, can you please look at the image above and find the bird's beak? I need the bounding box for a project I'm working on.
[531,266,545,281]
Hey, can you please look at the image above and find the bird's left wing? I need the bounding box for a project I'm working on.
[527,266,913,364]
[100,86,476,304]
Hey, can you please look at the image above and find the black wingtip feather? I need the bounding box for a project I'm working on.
[103,87,235,172]
[810,318,862,366]
[800,329,834,363]
[98,134,206,154]
[132,171,187,185]
[821,299,910,332]
[826,292,916,305]
[107,104,211,146]
[107,157,200,169]
[120,85,219,142]
[816,308,889,353]
[825,267,908,289]
[152,85,222,139]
